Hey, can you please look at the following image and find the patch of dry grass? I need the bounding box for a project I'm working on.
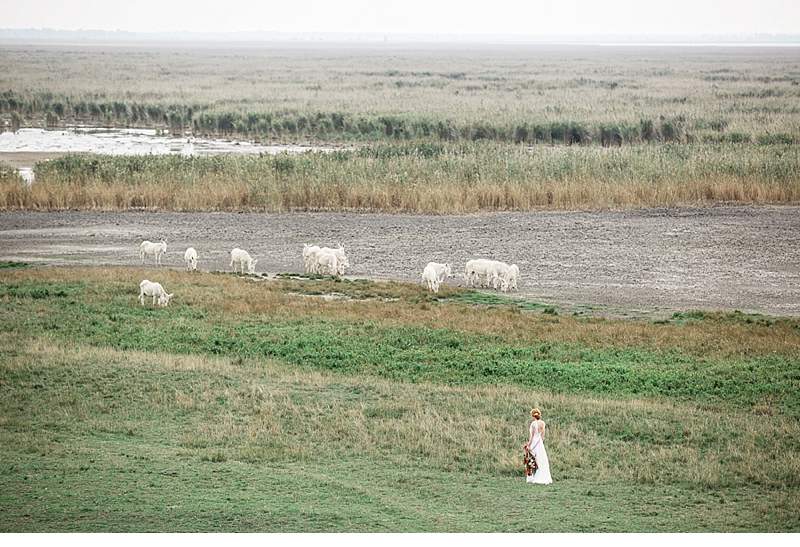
[1,144,798,212]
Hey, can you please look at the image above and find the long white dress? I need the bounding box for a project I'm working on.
[526,420,552,484]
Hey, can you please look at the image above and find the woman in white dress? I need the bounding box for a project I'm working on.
[523,407,552,484]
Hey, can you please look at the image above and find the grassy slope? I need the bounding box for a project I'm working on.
[1,267,799,531]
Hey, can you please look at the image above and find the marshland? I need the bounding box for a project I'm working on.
[1,44,799,212]
[1,41,799,532]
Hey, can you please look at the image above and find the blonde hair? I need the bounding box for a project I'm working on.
[530,408,541,419]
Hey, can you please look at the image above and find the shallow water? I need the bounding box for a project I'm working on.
[0,127,345,182]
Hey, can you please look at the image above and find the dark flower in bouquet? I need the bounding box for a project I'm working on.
[524,446,538,476]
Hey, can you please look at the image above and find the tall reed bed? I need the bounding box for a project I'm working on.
[0,162,23,184]
[3,89,799,146]
[2,143,797,212]
[2,46,800,144]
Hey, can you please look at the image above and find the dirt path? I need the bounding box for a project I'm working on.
[0,207,798,317]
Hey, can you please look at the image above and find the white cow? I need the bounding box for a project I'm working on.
[503,264,520,291]
[318,246,349,275]
[230,248,258,274]
[465,259,515,291]
[486,261,511,291]
[314,249,340,276]
[464,259,494,288]
[139,240,167,266]
[421,262,453,293]
[422,265,440,293]
[302,244,321,274]
[184,247,198,272]
[138,279,174,307]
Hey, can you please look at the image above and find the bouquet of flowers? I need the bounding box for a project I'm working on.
[524,446,538,477]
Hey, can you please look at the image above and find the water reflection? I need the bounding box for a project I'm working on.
[0,127,348,183]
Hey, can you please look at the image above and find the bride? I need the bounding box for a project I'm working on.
[523,407,552,484]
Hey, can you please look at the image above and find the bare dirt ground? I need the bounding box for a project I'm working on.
[0,151,65,170]
[0,206,798,317]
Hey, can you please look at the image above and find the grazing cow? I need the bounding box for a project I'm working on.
[305,244,349,275]
[466,259,515,291]
[302,244,321,274]
[315,249,339,276]
[503,264,520,291]
[138,279,174,307]
[421,262,453,293]
[230,248,258,274]
[184,247,198,272]
[318,245,349,275]
[486,260,511,291]
[464,258,494,288]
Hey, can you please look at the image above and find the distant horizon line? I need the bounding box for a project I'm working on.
[2,28,800,45]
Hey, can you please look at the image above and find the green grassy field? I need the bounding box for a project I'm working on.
[1,265,798,531]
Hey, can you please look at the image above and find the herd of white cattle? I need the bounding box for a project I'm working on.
[136,239,520,306]
[302,244,350,276]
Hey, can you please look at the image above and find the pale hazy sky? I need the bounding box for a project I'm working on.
[3,0,799,35]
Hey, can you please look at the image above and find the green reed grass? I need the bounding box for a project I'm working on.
[2,45,799,144]
[0,162,22,184]
[2,143,797,212]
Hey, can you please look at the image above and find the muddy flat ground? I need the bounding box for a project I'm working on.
[0,206,798,317]
[0,151,64,170]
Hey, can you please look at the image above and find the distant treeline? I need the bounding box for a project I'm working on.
[2,91,796,146]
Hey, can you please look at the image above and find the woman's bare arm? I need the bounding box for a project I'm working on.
[523,424,534,448]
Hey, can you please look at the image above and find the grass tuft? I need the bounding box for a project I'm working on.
[0,261,29,269]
